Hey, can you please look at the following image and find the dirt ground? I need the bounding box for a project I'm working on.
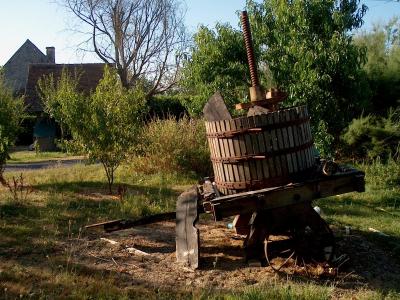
[71,216,400,294]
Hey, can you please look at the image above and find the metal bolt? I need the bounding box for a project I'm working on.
[241,11,259,87]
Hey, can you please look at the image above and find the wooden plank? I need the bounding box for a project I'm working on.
[176,186,200,269]
[249,116,264,181]
[212,121,224,185]
[203,91,232,122]
[278,110,288,176]
[240,117,251,182]
[254,115,269,180]
[265,114,276,177]
[296,107,305,171]
[289,109,299,173]
[282,110,293,174]
[225,120,239,182]
[216,121,231,182]
[270,114,282,177]
[208,122,219,183]
[245,117,258,181]
[234,118,246,185]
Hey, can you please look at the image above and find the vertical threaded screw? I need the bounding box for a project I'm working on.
[241,11,259,87]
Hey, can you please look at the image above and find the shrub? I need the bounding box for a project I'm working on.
[360,156,400,191]
[0,74,25,177]
[132,116,211,177]
[342,108,400,160]
[147,94,188,119]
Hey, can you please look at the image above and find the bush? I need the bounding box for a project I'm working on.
[342,108,400,160]
[132,116,211,177]
[360,156,400,191]
[0,75,25,176]
[147,94,187,119]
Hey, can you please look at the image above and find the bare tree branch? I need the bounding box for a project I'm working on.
[61,0,188,97]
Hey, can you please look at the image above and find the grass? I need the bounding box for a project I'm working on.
[0,157,400,299]
[8,150,77,164]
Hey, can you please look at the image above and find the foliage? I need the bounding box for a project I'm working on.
[247,0,371,139]
[180,24,251,116]
[0,74,25,177]
[39,66,147,192]
[132,115,211,177]
[147,94,188,119]
[342,108,400,160]
[38,68,81,139]
[313,120,335,158]
[360,156,400,191]
[354,17,400,114]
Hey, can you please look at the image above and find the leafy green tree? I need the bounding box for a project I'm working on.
[38,69,81,140]
[180,24,251,115]
[0,75,25,179]
[354,17,400,114]
[247,0,371,141]
[39,66,146,193]
[181,1,371,156]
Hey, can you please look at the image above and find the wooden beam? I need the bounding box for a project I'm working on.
[205,170,364,220]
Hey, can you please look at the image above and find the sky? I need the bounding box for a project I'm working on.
[0,0,399,66]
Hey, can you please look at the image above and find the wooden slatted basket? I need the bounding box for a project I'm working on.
[205,106,317,195]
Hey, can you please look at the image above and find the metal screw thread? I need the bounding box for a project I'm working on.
[241,11,259,87]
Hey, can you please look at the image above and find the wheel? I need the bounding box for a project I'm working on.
[264,209,335,273]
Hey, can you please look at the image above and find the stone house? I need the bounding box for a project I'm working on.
[3,39,109,150]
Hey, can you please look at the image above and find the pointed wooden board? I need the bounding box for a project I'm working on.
[176,185,200,269]
[203,91,232,122]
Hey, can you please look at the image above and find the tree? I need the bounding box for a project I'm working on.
[180,24,251,115]
[62,0,187,97]
[39,66,146,193]
[0,75,25,180]
[38,69,81,140]
[247,0,371,141]
[354,17,400,114]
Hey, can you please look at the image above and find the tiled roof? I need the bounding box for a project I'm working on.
[25,63,110,112]
[3,39,49,94]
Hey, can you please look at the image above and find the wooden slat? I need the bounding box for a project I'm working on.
[270,114,282,177]
[255,114,270,179]
[220,120,234,185]
[298,107,306,170]
[234,118,247,187]
[265,113,276,177]
[205,122,217,180]
[283,110,293,174]
[225,119,239,183]
[240,117,252,182]
[245,117,257,181]
[211,121,224,185]
[289,109,299,173]
[278,110,288,176]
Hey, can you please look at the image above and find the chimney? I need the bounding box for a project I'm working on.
[46,47,55,63]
